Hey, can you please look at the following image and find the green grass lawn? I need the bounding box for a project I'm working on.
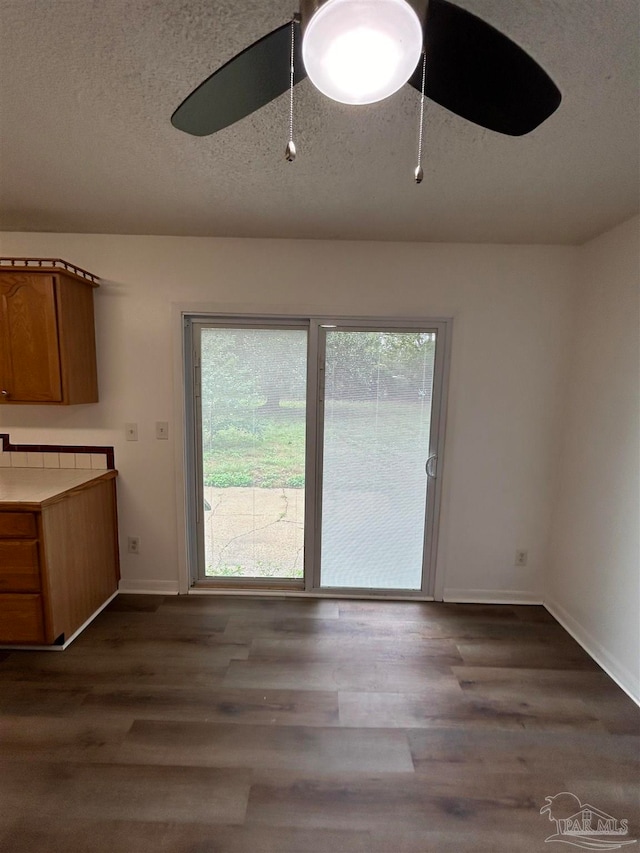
[203,402,306,488]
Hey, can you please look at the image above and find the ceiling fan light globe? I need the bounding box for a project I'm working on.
[302,0,423,105]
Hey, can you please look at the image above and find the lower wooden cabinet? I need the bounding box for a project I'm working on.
[0,473,119,645]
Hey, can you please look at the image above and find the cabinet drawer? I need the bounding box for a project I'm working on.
[0,512,37,538]
[0,541,40,591]
[0,594,45,643]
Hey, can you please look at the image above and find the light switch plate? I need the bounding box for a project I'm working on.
[125,423,138,441]
[156,422,169,440]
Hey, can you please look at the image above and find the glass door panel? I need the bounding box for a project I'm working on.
[319,329,436,590]
[199,327,307,581]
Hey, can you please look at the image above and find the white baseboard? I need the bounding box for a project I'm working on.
[544,597,640,707]
[118,579,180,595]
[443,588,543,605]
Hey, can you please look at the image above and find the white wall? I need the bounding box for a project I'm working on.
[546,215,640,702]
[0,232,577,601]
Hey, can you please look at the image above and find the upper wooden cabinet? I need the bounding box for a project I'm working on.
[0,259,99,404]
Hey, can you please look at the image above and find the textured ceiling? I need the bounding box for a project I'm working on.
[0,0,638,244]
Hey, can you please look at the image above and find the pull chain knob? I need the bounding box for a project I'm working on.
[285,140,297,162]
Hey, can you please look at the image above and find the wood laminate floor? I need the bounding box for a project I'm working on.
[0,595,638,853]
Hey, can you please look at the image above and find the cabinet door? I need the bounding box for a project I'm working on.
[0,594,46,643]
[0,274,62,402]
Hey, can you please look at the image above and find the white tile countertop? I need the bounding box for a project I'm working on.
[0,467,115,506]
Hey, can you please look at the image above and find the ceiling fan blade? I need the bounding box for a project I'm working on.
[410,0,561,136]
[171,21,306,137]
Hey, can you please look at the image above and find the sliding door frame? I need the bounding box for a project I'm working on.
[182,313,452,598]
[186,316,311,590]
[309,318,451,597]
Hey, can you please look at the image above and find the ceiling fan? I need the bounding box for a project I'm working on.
[171,0,561,142]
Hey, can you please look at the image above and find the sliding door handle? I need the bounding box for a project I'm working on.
[425,454,437,479]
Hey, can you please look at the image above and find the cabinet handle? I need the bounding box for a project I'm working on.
[0,390,9,398]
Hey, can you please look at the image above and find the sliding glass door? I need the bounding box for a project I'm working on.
[318,328,436,590]
[186,317,449,596]
[197,325,307,583]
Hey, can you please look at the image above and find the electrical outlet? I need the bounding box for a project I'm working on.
[515,549,528,567]
[128,536,140,554]
[125,423,138,441]
[156,421,169,440]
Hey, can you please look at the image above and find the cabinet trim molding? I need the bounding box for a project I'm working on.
[0,257,100,286]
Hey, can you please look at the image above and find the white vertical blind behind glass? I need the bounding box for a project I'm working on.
[320,330,435,589]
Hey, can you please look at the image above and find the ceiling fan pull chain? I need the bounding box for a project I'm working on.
[285,18,297,162]
[414,50,427,184]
